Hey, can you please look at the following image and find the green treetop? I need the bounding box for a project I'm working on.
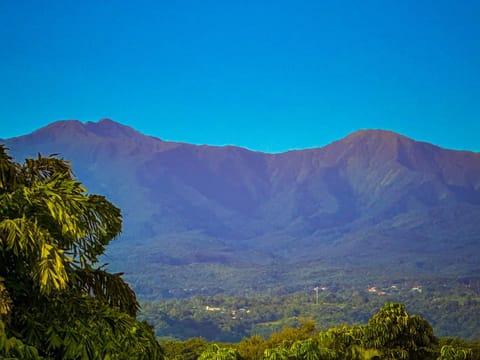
[0,145,162,359]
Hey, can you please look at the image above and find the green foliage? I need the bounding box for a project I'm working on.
[161,337,209,360]
[155,302,479,360]
[238,335,267,360]
[316,325,368,359]
[199,344,241,360]
[437,345,474,360]
[260,330,378,360]
[363,302,437,359]
[258,323,380,360]
[140,277,480,343]
[438,338,480,359]
[0,145,162,359]
[0,320,44,360]
[266,318,316,348]
[11,294,162,359]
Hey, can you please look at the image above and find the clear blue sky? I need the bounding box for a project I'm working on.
[1,0,479,153]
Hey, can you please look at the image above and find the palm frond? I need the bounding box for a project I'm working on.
[73,266,139,316]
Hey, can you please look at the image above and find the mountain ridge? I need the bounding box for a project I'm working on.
[14,118,480,155]
[3,119,480,298]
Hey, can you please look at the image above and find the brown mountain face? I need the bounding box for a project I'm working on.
[3,119,480,298]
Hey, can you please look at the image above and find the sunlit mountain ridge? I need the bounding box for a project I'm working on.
[4,119,480,299]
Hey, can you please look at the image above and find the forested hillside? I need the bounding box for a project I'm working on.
[4,119,480,300]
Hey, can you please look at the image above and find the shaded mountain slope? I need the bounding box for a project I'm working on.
[3,119,480,298]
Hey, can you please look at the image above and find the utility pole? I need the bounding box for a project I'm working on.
[313,286,320,305]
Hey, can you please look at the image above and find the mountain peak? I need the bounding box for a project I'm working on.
[29,119,155,141]
[345,129,411,143]
[84,119,146,139]
[342,128,438,154]
[31,120,88,138]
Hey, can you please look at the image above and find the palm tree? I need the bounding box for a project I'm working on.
[0,145,162,359]
[437,345,474,360]
[363,302,437,360]
[263,346,290,360]
[199,344,241,360]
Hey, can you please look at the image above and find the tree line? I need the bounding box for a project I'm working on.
[140,281,480,343]
[161,302,480,360]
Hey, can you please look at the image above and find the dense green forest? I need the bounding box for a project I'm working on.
[139,276,480,342]
[160,302,480,360]
[1,146,479,359]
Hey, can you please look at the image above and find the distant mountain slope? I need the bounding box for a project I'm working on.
[3,119,480,298]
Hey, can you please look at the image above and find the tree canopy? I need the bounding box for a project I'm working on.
[161,302,480,360]
[0,145,162,359]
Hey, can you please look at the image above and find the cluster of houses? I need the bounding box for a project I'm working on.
[204,305,251,319]
[367,284,423,295]
[201,284,426,320]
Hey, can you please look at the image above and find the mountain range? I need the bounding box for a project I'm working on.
[3,119,480,299]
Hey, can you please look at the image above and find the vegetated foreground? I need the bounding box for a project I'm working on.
[0,145,162,359]
[160,302,480,360]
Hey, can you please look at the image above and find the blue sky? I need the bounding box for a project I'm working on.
[1,0,479,153]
